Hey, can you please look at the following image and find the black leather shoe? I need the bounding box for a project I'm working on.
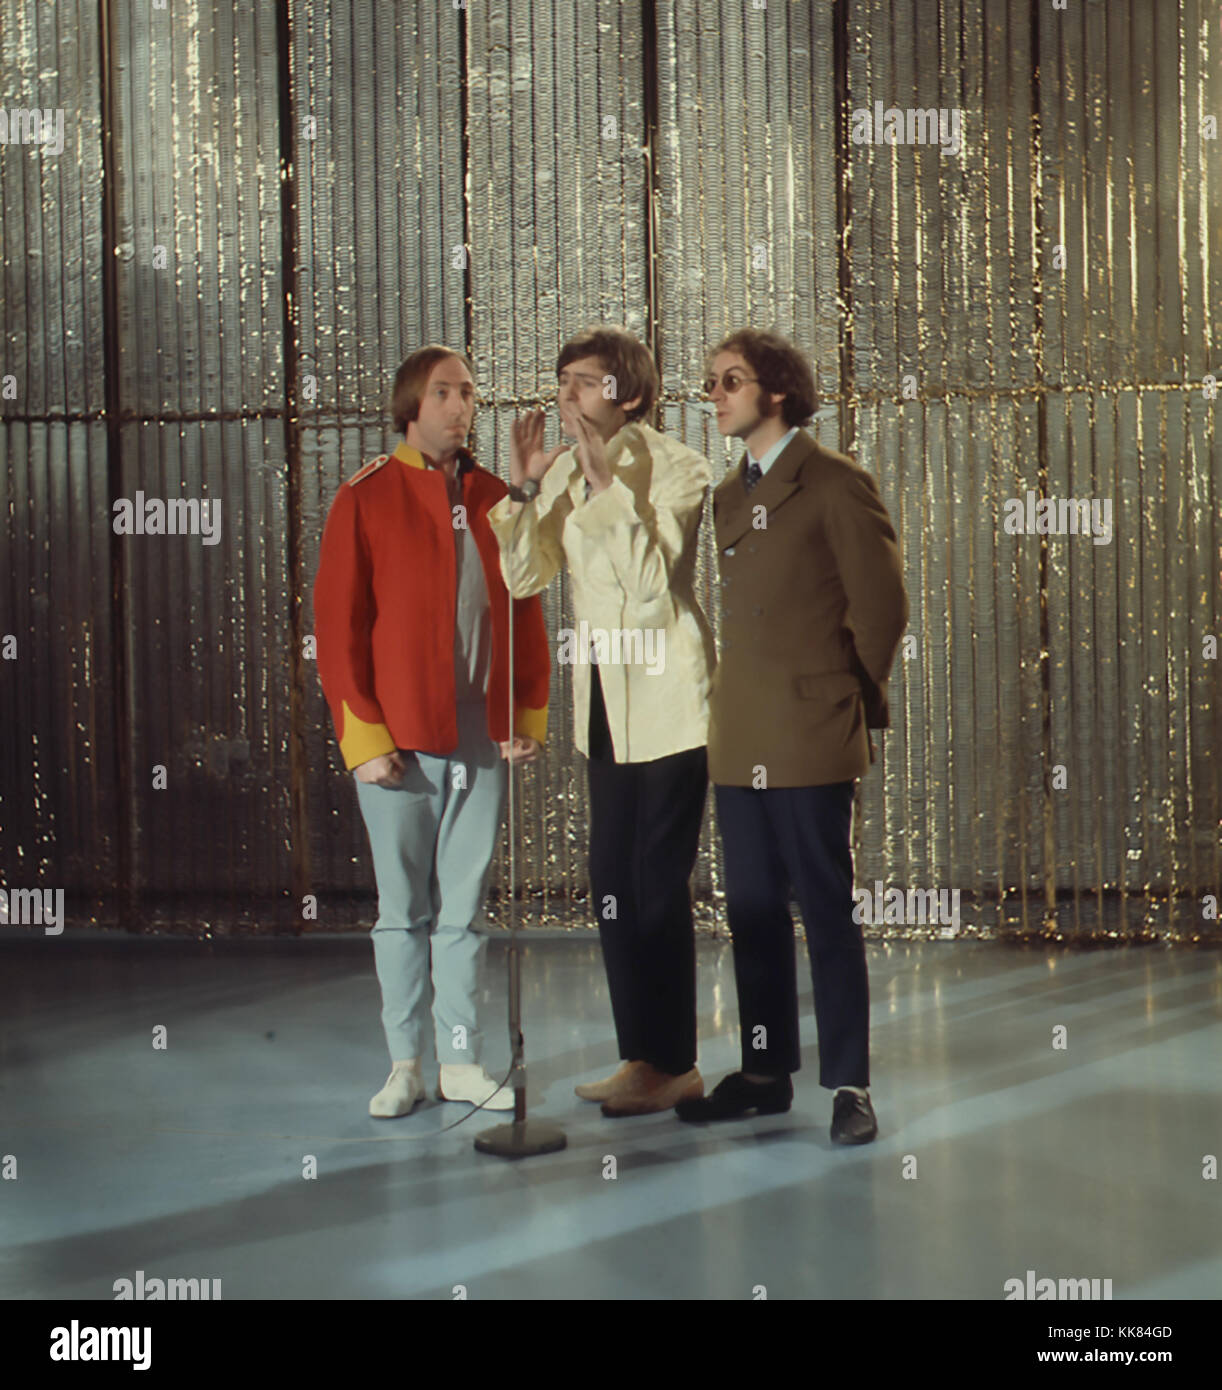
[675,1071,792,1122]
[831,1089,877,1144]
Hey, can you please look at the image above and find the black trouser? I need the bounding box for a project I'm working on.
[714,780,868,1089]
[586,666,707,1075]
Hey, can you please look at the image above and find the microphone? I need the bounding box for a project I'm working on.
[473,462,566,1159]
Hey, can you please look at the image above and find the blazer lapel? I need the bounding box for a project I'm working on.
[714,430,814,549]
[713,460,753,549]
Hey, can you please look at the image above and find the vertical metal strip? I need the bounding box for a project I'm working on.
[764,3,792,340]
[642,0,660,373]
[1098,2,1132,912]
[742,1,766,324]
[458,2,473,361]
[1062,1,1097,931]
[1116,387,1141,934]
[1093,389,1121,898]
[1139,387,1168,928]
[510,0,535,385]
[846,2,873,406]
[830,0,860,856]
[870,0,897,390]
[1066,392,1093,932]
[676,0,702,381]
[791,2,816,379]
[1008,0,1035,397]
[98,0,134,929]
[277,0,309,925]
[467,1,491,388]
[892,2,917,378]
[438,5,466,346]
[833,0,853,450]
[1164,396,1191,909]
[1189,0,1220,921]
[1037,397,1055,932]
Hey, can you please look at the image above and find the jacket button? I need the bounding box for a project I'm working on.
[725,546,736,556]
[722,576,731,586]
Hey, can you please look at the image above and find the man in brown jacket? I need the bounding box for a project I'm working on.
[675,329,909,1144]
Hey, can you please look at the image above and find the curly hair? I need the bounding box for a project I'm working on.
[706,329,817,427]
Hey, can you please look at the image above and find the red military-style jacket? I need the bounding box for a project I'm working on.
[313,439,551,770]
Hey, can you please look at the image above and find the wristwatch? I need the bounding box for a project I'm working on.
[507,477,541,502]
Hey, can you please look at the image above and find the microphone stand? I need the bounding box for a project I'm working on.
[474,480,567,1158]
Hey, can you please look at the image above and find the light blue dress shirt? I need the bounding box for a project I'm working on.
[747,425,800,477]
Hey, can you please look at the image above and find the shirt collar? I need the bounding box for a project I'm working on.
[747,425,799,476]
[393,440,474,474]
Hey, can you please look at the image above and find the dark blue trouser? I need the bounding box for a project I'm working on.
[586,667,707,1075]
[714,780,868,1089]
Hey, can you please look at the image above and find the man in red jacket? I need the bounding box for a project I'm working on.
[313,346,551,1119]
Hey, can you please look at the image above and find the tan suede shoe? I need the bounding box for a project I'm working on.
[574,1060,645,1102]
[600,1064,704,1117]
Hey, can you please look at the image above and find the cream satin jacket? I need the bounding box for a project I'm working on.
[486,422,717,763]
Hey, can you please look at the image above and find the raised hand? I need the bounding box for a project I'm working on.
[572,411,612,494]
[509,410,568,488]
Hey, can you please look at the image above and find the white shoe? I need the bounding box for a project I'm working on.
[437,1063,514,1110]
[369,1059,426,1118]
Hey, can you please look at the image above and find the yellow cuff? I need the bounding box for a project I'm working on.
[338,700,397,770]
[514,702,548,746]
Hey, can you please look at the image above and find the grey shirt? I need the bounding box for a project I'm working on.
[453,519,492,701]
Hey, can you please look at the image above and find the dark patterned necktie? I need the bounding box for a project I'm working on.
[744,460,763,493]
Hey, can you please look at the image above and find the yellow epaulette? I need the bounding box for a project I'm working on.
[346,455,390,487]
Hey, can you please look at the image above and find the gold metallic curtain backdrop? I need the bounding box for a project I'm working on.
[0,2,1218,940]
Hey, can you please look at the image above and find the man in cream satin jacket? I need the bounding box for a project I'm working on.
[487,420,716,761]
[485,324,714,1117]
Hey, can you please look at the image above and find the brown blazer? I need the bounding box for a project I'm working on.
[707,428,909,787]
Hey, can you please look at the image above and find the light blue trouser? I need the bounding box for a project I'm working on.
[354,699,507,1066]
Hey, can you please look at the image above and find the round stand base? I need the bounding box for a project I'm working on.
[474,1119,568,1158]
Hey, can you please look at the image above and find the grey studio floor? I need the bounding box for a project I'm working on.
[2,929,1219,1301]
